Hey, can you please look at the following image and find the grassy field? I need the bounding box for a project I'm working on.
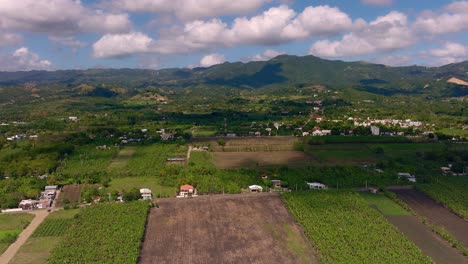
[359,192,409,216]
[10,209,80,264]
[108,146,137,169]
[0,213,35,254]
[282,191,431,263]
[106,177,176,198]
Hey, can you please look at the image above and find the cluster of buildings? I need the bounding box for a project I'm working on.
[5,134,38,141]
[353,118,424,128]
[18,185,58,210]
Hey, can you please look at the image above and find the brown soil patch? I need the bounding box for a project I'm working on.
[386,215,467,264]
[139,193,318,264]
[393,189,468,247]
[213,151,314,169]
[55,184,100,207]
[448,77,468,86]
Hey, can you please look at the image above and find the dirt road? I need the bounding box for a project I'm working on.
[0,210,48,264]
[386,215,468,264]
[393,189,468,247]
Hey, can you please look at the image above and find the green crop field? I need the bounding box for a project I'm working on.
[11,209,80,264]
[282,191,431,263]
[359,192,409,216]
[0,213,34,254]
[417,176,468,219]
[48,202,150,264]
[55,145,117,182]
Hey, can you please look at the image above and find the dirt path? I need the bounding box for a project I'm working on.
[0,210,49,264]
[386,215,468,264]
[393,189,468,247]
[186,145,192,162]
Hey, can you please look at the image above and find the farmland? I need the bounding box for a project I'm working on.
[0,213,34,254]
[393,189,468,248]
[417,176,468,219]
[55,184,101,207]
[282,191,431,263]
[48,202,150,263]
[140,193,318,264]
[10,209,80,264]
[213,151,314,169]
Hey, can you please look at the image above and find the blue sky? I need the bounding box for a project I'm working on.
[0,0,467,71]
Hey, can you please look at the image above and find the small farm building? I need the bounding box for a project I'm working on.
[306,182,328,190]
[19,199,37,210]
[140,188,153,200]
[249,185,263,192]
[271,180,281,189]
[178,184,197,198]
[398,172,416,183]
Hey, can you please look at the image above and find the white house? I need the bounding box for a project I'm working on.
[140,188,153,200]
[398,173,416,183]
[248,185,263,193]
[306,182,328,190]
[177,184,197,198]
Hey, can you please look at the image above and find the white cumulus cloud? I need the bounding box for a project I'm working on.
[104,0,270,21]
[199,53,225,67]
[0,47,53,71]
[414,1,468,35]
[92,32,154,58]
[309,11,414,57]
[0,0,132,36]
[423,42,468,66]
[92,5,353,58]
[246,49,286,61]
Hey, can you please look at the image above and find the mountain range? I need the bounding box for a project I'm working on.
[0,55,466,97]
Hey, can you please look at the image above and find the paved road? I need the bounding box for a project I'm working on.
[0,210,49,264]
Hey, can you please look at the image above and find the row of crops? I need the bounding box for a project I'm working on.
[282,191,431,263]
[48,202,150,264]
[417,176,468,219]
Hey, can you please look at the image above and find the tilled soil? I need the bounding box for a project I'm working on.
[393,189,468,247]
[139,193,318,264]
[386,215,468,264]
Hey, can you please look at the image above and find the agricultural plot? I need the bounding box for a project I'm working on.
[108,146,137,169]
[213,151,314,169]
[56,145,117,179]
[360,192,466,263]
[55,184,100,207]
[359,192,409,216]
[417,176,468,219]
[140,193,318,264]
[48,202,150,264]
[393,189,468,248]
[10,209,80,264]
[106,177,176,198]
[282,191,431,263]
[113,144,187,177]
[0,213,34,254]
[203,136,297,152]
